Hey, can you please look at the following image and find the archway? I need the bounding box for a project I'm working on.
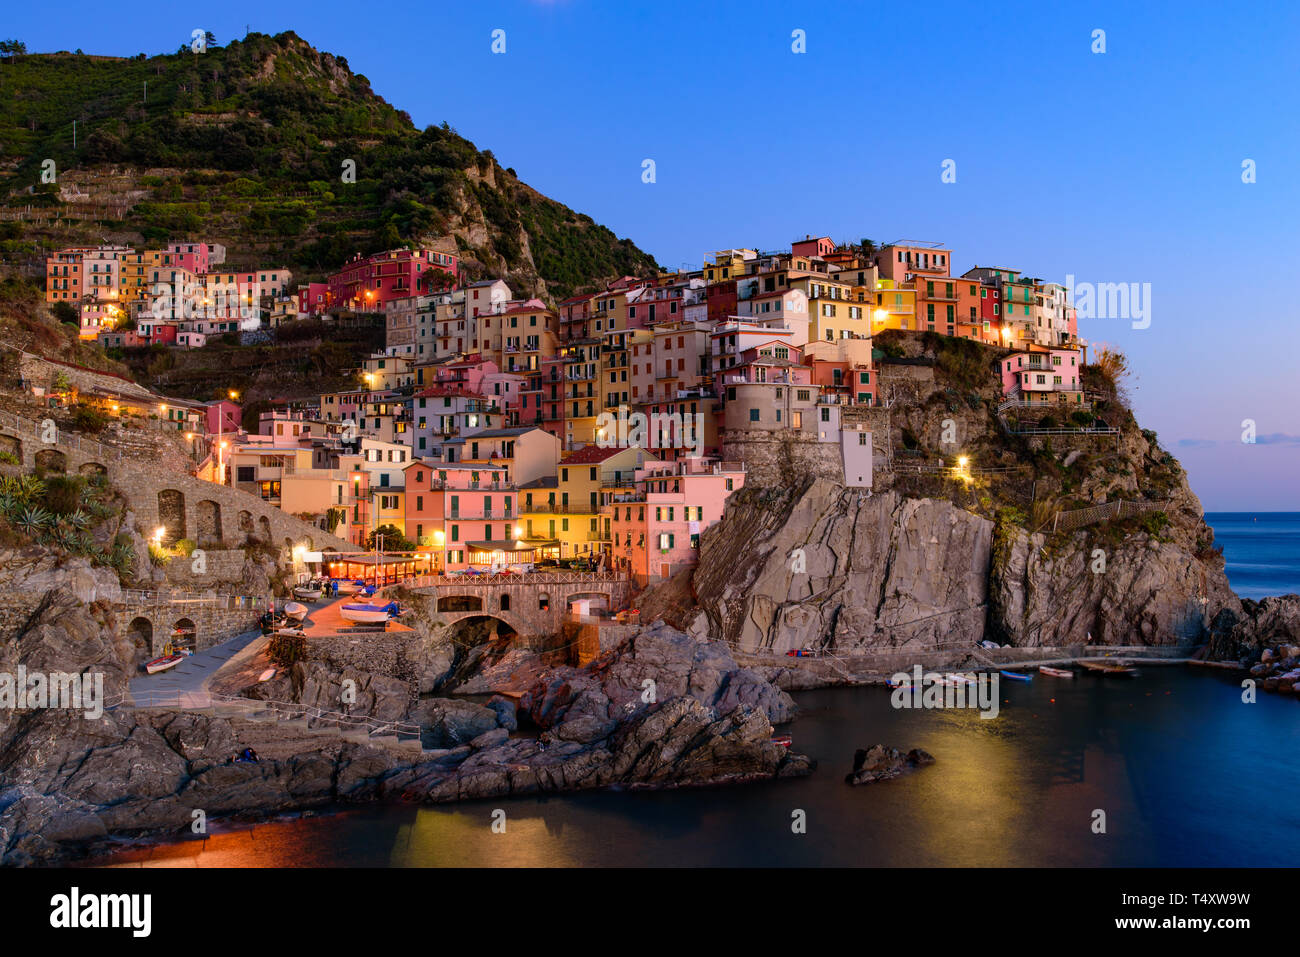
[127,616,153,660]
[157,489,186,545]
[0,434,20,462]
[196,500,222,545]
[446,613,519,646]
[34,449,67,473]
[257,515,272,543]
[169,617,197,653]
[77,462,107,477]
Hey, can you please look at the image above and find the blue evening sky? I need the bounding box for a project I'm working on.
[8,0,1299,509]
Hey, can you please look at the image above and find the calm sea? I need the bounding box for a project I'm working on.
[1207,512,1300,600]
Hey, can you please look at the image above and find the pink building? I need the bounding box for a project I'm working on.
[791,235,836,258]
[607,457,746,584]
[998,347,1084,397]
[403,461,518,572]
[327,248,459,312]
[205,399,242,436]
[296,282,330,316]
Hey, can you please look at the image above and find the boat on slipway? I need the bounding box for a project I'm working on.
[339,602,401,624]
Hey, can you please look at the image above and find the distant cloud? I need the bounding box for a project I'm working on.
[1178,433,1300,448]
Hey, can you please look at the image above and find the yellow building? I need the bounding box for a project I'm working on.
[518,445,644,558]
[787,274,869,342]
[563,338,601,448]
[872,278,917,333]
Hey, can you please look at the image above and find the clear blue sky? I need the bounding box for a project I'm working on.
[9,0,1300,509]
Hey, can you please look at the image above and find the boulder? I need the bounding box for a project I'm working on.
[416,698,500,748]
[844,744,935,786]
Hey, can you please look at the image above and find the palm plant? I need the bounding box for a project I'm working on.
[16,476,46,504]
[67,509,91,530]
[14,505,53,535]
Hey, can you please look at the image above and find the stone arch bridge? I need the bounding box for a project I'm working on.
[407,571,634,641]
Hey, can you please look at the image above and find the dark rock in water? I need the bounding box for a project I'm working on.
[845,745,935,786]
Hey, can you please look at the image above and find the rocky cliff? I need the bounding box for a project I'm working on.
[689,476,1240,657]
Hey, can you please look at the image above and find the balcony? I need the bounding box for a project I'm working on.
[448,508,514,520]
[921,286,960,302]
[519,502,598,515]
[905,260,947,274]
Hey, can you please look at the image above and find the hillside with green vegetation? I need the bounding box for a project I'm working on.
[0,31,659,300]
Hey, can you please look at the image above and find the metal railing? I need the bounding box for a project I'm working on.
[1053,499,1170,533]
[106,688,421,742]
[118,588,264,609]
[404,570,628,588]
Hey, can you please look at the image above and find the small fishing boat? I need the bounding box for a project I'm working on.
[1079,660,1138,676]
[770,734,793,749]
[334,579,363,596]
[293,583,323,601]
[257,667,276,683]
[999,670,1034,682]
[144,653,185,675]
[1039,666,1076,678]
[886,676,911,689]
[339,601,400,624]
[283,601,309,623]
[941,672,978,687]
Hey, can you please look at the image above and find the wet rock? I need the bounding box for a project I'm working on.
[486,695,517,731]
[844,744,935,786]
[416,698,500,748]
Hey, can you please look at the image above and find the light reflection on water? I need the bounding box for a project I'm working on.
[90,668,1299,867]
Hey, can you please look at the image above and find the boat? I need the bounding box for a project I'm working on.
[334,580,362,596]
[941,672,978,687]
[144,653,185,675]
[293,583,323,601]
[770,734,793,748]
[999,670,1034,682]
[1078,660,1138,676]
[339,601,400,624]
[283,601,309,623]
[257,667,276,683]
[1039,666,1076,678]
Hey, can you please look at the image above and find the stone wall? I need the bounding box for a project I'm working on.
[116,595,263,658]
[302,631,427,705]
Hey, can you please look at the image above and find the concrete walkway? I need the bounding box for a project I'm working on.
[129,596,336,697]
[129,628,265,697]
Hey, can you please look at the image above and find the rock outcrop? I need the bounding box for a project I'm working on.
[844,745,934,786]
[690,478,1239,656]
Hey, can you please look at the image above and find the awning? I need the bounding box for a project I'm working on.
[466,539,555,554]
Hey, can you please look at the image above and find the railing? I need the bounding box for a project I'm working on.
[105,689,421,742]
[404,570,628,588]
[519,502,597,514]
[118,588,264,609]
[1052,499,1171,533]
[0,407,126,460]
